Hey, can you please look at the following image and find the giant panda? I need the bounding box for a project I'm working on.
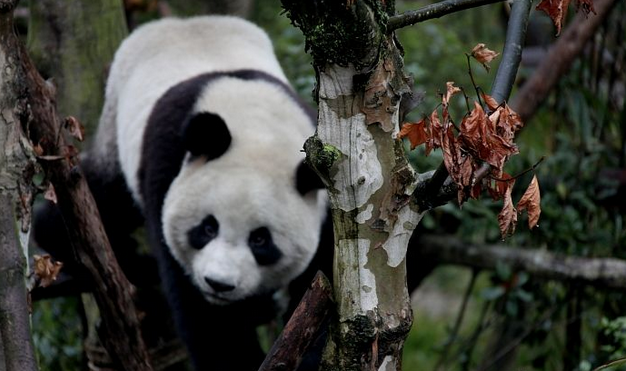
[34,16,330,371]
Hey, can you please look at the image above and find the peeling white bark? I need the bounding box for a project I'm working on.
[336,239,378,318]
[384,207,424,268]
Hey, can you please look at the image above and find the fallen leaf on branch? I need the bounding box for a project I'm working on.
[33,254,63,288]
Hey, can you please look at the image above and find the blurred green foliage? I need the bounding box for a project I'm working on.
[33,297,83,370]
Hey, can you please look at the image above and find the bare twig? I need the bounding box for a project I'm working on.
[388,0,505,31]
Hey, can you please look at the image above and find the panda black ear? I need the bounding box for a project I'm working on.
[181,112,231,160]
[296,160,326,195]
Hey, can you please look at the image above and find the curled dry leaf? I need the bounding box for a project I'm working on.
[481,92,500,112]
[498,179,517,239]
[33,254,63,288]
[517,175,541,229]
[536,0,572,35]
[398,118,429,150]
[426,109,442,156]
[471,43,500,72]
[65,116,85,142]
[443,81,462,107]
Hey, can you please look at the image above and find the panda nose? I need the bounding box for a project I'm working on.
[204,277,236,292]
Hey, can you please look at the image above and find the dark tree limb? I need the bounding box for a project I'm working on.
[511,0,618,121]
[388,0,505,31]
[258,271,334,371]
[11,14,153,371]
[419,235,626,289]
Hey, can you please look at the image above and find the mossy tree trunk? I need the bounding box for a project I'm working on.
[281,1,424,370]
[26,0,127,136]
[0,2,42,370]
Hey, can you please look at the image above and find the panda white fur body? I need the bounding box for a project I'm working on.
[83,16,327,370]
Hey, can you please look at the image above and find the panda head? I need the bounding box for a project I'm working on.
[161,76,326,305]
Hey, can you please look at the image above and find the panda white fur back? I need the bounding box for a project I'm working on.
[93,16,287,195]
[86,16,327,371]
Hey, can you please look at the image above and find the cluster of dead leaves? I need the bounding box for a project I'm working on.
[536,0,596,35]
[399,81,541,238]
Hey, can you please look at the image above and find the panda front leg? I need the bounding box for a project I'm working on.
[148,226,266,371]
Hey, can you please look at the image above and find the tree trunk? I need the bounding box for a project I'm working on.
[0,3,41,370]
[282,2,424,370]
[26,0,127,136]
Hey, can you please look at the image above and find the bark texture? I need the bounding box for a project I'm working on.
[282,2,424,370]
[0,3,42,371]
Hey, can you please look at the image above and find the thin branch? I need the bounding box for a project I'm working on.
[388,0,505,31]
[490,0,532,104]
[419,235,626,289]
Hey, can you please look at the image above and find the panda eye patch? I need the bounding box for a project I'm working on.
[248,227,282,266]
[187,215,219,250]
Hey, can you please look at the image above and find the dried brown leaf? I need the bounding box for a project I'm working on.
[443,81,462,107]
[33,254,63,288]
[481,92,500,111]
[536,0,572,35]
[399,118,429,150]
[487,173,513,201]
[517,175,541,229]
[498,179,517,238]
[426,109,442,156]
[471,43,500,72]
